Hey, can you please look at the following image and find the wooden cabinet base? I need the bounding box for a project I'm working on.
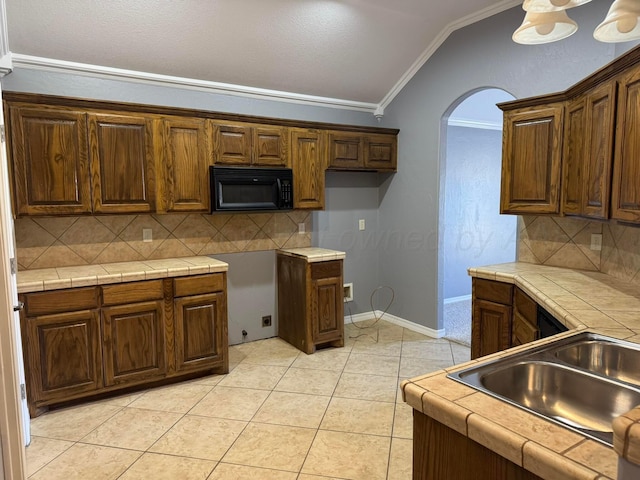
[413,411,542,480]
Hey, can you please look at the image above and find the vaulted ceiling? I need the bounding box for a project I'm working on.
[4,0,522,111]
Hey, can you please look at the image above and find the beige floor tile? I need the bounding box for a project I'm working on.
[399,356,453,380]
[218,363,287,390]
[388,437,412,480]
[451,342,471,364]
[29,443,141,480]
[128,383,212,413]
[320,397,395,436]
[190,374,225,386]
[98,392,144,407]
[333,372,398,403]
[402,329,430,342]
[401,340,453,360]
[80,407,182,451]
[222,422,316,472]
[253,391,330,428]
[297,475,344,480]
[119,452,216,479]
[352,337,403,357]
[344,353,400,377]
[393,402,414,439]
[274,368,341,396]
[189,386,270,421]
[290,349,350,371]
[302,430,391,480]
[239,338,301,367]
[149,415,247,461]
[208,463,297,479]
[228,346,247,371]
[30,402,122,441]
[25,436,74,477]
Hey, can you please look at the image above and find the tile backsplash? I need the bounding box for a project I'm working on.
[518,215,640,284]
[15,212,312,270]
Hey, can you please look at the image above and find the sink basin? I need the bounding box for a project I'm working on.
[553,339,640,385]
[480,360,640,434]
[448,332,640,446]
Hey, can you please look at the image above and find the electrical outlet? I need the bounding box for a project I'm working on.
[262,315,272,327]
[358,219,365,231]
[343,283,353,302]
[590,233,602,251]
[142,228,153,242]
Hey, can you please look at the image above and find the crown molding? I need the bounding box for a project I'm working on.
[10,53,379,114]
[448,118,503,130]
[378,0,522,112]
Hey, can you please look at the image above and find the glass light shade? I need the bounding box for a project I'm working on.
[513,10,578,44]
[594,0,640,43]
[523,0,592,13]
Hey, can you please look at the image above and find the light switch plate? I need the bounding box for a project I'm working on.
[358,219,365,231]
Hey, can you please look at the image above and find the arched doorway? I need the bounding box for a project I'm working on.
[440,88,516,345]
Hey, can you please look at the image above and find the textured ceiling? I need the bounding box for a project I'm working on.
[5,0,521,106]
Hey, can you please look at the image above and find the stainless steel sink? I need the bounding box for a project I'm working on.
[448,332,640,446]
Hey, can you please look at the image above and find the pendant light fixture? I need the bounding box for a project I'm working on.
[594,0,640,43]
[514,0,640,44]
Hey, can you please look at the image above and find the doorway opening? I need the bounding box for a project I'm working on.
[440,88,516,345]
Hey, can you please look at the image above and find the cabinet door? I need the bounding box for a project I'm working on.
[512,311,539,347]
[582,82,617,219]
[311,276,343,345]
[174,292,227,373]
[102,301,166,386]
[24,309,102,404]
[88,113,156,213]
[500,104,563,214]
[364,134,397,171]
[291,129,326,209]
[8,105,91,215]
[612,66,640,223]
[471,299,512,359]
[253,126,288,166]
[161,117,211,212]
[561,98,586,216]
[213,123,252,165]
[328,132,363,169]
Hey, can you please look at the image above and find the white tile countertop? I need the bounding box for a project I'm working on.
[17,256,228,293]
[277,247,346,262]
[403,261,640,480]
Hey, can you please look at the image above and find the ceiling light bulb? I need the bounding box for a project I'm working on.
[523,0,592,13]
[513,10,578,44]
[594,0,640,42]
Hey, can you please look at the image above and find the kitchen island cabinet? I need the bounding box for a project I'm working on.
[277,248,345,354]
[17,256,228,416]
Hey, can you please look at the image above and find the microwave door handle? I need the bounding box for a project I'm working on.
[276,178,282,208]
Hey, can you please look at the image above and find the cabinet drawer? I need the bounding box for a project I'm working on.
[102,280,164,306]
[311,261,342,280]
[473,279,513,305]
[23,287,99,316]
[174,274,225,297]
[514,287,537,324]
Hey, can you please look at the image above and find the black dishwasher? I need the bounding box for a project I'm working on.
[537,306,569,338]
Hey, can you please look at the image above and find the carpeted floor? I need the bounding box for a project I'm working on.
[443,297,472,346]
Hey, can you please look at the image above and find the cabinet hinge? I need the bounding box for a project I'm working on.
[20,384,25,401]
[9,257,16,275]
[0,125,5,144]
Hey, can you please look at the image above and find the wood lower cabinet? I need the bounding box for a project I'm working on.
[277,253,344,354]
[19,273,228,416]
[512,287,539,347]
[413,410,542,480]
[471,278,513,359]
[500,104,563,215]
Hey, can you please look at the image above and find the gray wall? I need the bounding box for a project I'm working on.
[443,126,516,299]
[378,1,636,330]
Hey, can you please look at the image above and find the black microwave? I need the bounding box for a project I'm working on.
[210,166,294,212]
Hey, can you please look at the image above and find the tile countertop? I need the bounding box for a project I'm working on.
[402,262,640,480]
[277,247,346,262]
[17,256,229,293]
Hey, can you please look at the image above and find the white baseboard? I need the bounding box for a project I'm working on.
[345,310,445,339]
[444,294,472,305]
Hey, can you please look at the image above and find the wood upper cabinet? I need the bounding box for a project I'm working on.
[7,104,92,215]
[327,131,397,171]
[561,82,617,220]
[291,128,326,209]
[88,113,156,213]
[500,104,563,214]
[212,121,288,167]
[612,65,640,223]
[159,116,211,212]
